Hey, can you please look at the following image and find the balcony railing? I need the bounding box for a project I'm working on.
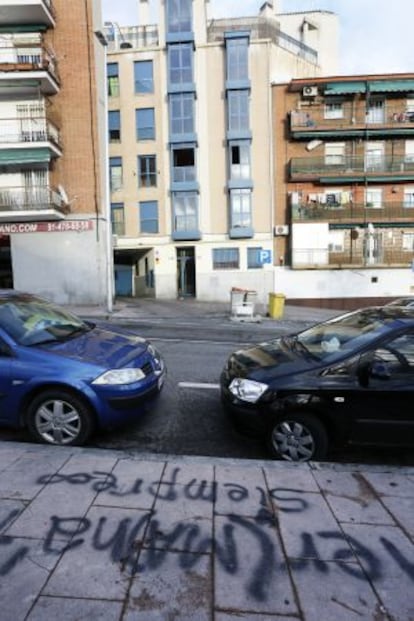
[292,247,414,269]
[290,104,414,133]
[292,201,414,223]
[290,155,414,179]
[0,117,60,147]
[0,186,68,214]
[0,45,59,82]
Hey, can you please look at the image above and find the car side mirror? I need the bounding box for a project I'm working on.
[0,341,12,357]
[370,360,391,380]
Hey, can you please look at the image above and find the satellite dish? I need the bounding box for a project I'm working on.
[306,139,323,151]
[58,185,69,204]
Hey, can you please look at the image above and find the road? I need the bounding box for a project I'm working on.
[1,320,413,466]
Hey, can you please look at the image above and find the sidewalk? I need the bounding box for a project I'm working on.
[0,441,413,620]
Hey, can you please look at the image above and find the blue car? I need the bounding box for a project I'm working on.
[0,291,166,446]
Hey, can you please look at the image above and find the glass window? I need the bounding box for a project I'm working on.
[166,0,192,34]
[111,202,125,236]
[226,38,248,82]
[109,157,122,192]
[140,200,159,233]
[229,141,251,179]
[404,187,414,208]
[230,189,252,228]
[173,191,198,232]
[227,90,249,132]
[247,247,263,269]
[108,110,120,142]
[365,188,383,208]
[136,108,155,140]
[134,60,154,94]
[324,142,345,165]
[138,155,157,188]
[402,232,414,250]
[170,93,194,135]
[168,43,193,85]
[213,248,239,270]
[328,230,344,252]
[324,99,343,119]
[172,146,195,183]
[107,63,119,97]
[367,99,385,124]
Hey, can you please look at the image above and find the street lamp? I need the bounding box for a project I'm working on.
[94,29,114,314]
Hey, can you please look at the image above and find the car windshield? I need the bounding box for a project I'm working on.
[295,308,399,362]
[0,295,91,346]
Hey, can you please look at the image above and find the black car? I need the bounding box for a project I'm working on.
[220,306,414,462]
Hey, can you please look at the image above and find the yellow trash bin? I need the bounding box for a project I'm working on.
[268,293,285,319]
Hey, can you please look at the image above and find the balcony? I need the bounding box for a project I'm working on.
[290,104,414,138]
[0,44,59,95]
[0,0,55,27]
[291,247,413,270]
[0,116,62,161]
[0,185,69,222]
[290,155,414,183]
[292,201,414,225]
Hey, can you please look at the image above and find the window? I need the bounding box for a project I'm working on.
[365,142,384,171]
[324,142,345,165]
[166,0,192,34]
[247,247,263,269]
[136,108,155,140]
[107,63,119,97]
[328,231,344,252]
[173,191,198,232]
[405,140,414,163]
[365,188,383,208]
[230,189,252,228]
[227,90,249,132]
[111,203,125,236]
[168,43,193,85]
[108,110,120,142]
[109,157,122,192]
[138,155,157,187]
[134,60,153,94]
[404,187,414,208]
[213,248,239,270]
[229,141,251,180]
[324,99,343,119]
[226,37,248,82]
[367,99,385,124]
[172,146,195,183]
[402,232,414,250]
[140,200,159,233]
[170,93,194,135]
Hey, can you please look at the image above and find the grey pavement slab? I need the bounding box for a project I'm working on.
[0,442,413,621]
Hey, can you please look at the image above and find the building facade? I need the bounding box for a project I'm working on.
[105,0,338,304]
[273,74,414,308]
[0,0,110,306]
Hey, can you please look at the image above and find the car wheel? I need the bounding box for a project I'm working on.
[26,390,94,446]
[267,413,328,462]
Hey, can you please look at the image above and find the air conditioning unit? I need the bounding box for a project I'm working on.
[274,225,289,236]
[303,85,318,97]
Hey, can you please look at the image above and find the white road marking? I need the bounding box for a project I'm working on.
[178,382,220,390]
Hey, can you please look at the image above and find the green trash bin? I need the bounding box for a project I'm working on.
[268,293,285,319]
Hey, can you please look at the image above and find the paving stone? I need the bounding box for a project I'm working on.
[214,515,298,616]
[163,461,214,484]
[214,464,267,517]
[379,495,414,540]
[0,450,69,499]
[276,492,354,561]
[264,462,320,492]
[342,523,414,621]
[125,550,211,621]
[0,499,26,533]
[216,614,289,620]
[43,505,151,599]
[94,458,166,509]
[312,470,395,525]
[362,471,414,497]
[0,537,60,621]
[26,596,123,621]
[290,559,387,621]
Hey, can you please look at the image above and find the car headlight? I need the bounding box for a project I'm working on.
[92,368,145,386]
[229,378,268,403]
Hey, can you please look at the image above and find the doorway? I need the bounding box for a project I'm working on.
[0,236,13,288]
[177,246,196,298]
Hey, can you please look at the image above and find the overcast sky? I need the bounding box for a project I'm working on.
[101,0,412,76]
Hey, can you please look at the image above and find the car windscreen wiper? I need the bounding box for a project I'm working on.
[290,336,320,360]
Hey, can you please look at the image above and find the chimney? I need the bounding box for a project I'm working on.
[139,0,150,26]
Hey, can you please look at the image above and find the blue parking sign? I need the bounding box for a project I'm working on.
[259,250,272,264]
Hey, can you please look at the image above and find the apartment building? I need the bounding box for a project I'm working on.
[0,0,110,305]
[273,74,414,308]
[105,0,338,303]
